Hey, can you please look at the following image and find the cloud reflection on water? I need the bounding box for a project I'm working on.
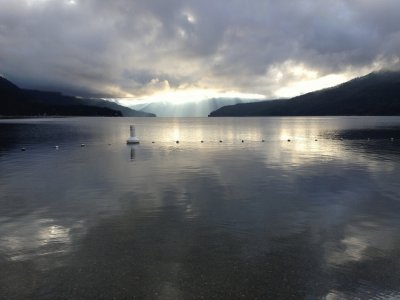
[1,117,400,299]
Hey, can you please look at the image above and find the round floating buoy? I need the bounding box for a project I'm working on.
[81,144,85,147]
[391,138,394,142]
[55,145,59,150]
[262,140,265,142]
[152,141,155,144]
[201,140,204,143]
[21,147,26,151]
[241,140,244,143]
[287,139,291,142]
[219,140,223,143]
[176,141,179,144]
[315,139,318,141]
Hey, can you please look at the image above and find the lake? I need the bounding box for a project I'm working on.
[1,116,400,299]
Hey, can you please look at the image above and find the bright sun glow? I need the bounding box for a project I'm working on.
[265,60,353,99]
[275,74,349,98]
[116,88,266,106]
[111,61,374,106]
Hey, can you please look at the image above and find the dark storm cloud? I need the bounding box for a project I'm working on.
[0,0,399,97]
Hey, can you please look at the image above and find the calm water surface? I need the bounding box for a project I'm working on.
[1,117,400,299]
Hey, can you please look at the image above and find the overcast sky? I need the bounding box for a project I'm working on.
[1,0,400,102]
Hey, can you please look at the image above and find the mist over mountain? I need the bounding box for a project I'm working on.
[0,76,155,117]
[130,98,262,117]
[209,71,400,117]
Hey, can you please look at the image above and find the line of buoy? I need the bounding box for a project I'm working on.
[21,125,396,152]
[18,137,398,153]
[16,137,399,153]
[70,137,398,147]
[63,137,400,147]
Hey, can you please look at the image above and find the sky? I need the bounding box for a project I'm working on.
[1,0,400,104]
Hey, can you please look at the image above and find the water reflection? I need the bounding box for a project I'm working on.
[130,146,136,161]
[1,117,400,299]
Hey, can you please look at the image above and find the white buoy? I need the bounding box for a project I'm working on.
[127,125,140,144]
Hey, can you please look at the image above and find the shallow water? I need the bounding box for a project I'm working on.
[1,116,400,299]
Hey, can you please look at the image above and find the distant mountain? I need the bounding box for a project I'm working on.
[79,98,155,117]
[0,76,155,117]
[130,98,261,117]
[209,71,400,117]
[0,76,19,91]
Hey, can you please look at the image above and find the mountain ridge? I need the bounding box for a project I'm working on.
[209,71,400,117]
[0,76,155,117]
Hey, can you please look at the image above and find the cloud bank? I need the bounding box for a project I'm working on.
[1,0,400,99]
